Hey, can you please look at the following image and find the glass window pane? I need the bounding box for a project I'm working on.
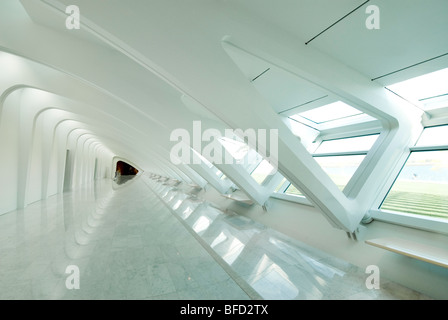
[275,178,287,192]
[387,68,448,111]
[420,94,448,110]
[314,155,366,190]
[219,137,250,161]
[286,117,319,151]
[218,136,264,173]
[285,183,303,196]
[415,125,448,147]
[251,159,275,184]
[298,101,362,124]
[381,151,448,219]
[316,134,379,154]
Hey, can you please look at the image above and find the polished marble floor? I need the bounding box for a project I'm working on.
[0,175,432,300]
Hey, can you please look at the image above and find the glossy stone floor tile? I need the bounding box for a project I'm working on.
[0,175,433,300]
[142,174,434,300]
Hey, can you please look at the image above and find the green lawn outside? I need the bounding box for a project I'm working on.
[285,179,448,220]
[381,180,448,219]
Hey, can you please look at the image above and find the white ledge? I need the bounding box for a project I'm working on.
[365,237,448,268]
[221,193,254,205]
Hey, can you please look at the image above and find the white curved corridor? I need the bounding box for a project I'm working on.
[1,0,448,301]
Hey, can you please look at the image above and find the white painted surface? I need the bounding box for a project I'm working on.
[0,0,447,300]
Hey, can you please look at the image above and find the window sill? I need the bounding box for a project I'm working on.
[270,192,314,207]
[370,209,448,236]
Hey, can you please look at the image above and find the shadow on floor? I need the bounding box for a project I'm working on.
[114,174,137,185]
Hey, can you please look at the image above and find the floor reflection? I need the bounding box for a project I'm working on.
[0,174,433,300]
[114,174,137,185]
[143,173,434,300]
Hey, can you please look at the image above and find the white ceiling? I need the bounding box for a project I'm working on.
[2,0,447,182]
[227,0,448,85]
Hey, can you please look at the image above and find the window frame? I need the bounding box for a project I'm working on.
[371,125,448,235]
[313,133,379,155]
[271,181,313,206]
[312,133,379,193]
[271,132,381,204]
[298,101,364,124]
[385,67,448,112]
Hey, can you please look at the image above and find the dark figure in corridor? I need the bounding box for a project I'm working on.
[115,160,138,185]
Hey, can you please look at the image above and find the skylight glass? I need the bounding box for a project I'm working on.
[415,125,448,147]
[218,137,250,161]
[316,134,379,154]
[287,117,320,137]
[387,68,448,110]
[219,136,264,174]
[297,101,363,124]
[275,178,287,192]
[285,184,303,196]
[250,159,276,184]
